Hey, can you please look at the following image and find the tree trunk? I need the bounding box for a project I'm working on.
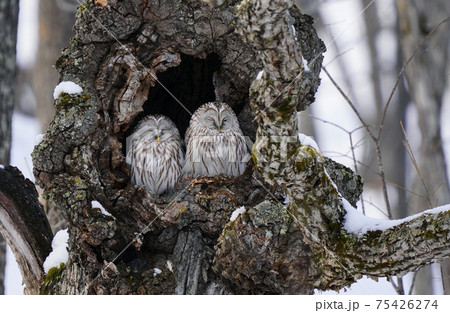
[0,0,20,295]
[30,0,79,235]
[396,0,450,294]
[0,0,449,295]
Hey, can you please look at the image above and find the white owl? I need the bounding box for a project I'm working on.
[126,115,184,195]
[183,102,247,177]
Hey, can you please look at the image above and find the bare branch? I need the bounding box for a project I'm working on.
[0,166,53,294]
[322,66,393,218]
[378,16,450,137]
[400,121,433,208]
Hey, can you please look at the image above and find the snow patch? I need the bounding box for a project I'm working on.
[344,201,450,235]
[91,200,113,217]
[35,134,44,145]
[153,268,162,277]
[230,206,246,221]
[0,164,4,169]
[302,56,311,72]
[53,81,83,100]
[298,133,320,151]
[43,229,69,273]
[256,70,264,80]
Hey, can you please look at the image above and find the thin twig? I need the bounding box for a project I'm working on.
[361,198,389,218]
[397,276,405,295]
[374,144,392,219]
[390,277,398,291]
[322,66,393,219]
[409,272,419,295]
[400,121,433,209]
[384,179,429,200]
[321,16,450,221]
[321,66,374,139]
[324,47,355,67]
[378,16,450,138]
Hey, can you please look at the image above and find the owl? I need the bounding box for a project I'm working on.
[183,102,247,177]
[126,115,184,195]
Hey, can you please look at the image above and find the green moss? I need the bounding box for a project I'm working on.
[41,263,66,295]
[423,229,435,239]
[174,206,186,219]
[295,161,306,172]
[276,97,293,114]
[287,146,300,159]
[78,1,87,12]
[218,220,238,244]
[293,198,312,217]
[251,150,258,166]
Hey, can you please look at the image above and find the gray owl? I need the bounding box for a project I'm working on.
[126,115,184,195]
[183,102,247,177]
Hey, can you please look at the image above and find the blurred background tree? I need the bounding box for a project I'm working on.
[0,0,19,295]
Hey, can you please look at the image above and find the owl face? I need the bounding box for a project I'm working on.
[133,115,181,144]
[201,107,235,132]
[193,102,240,135]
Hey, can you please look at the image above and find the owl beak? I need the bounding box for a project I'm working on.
[157,136,161,142]
[217,125,221,131]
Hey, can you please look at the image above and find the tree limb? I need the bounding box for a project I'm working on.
[0,166,53,294]
[214,0,450,292]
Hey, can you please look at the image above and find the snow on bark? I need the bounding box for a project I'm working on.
[53,81,83,99]
[344,202,450,235]
[43,229,69,273]
[230,207,246,222]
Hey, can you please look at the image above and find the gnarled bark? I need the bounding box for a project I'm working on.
[0,0,447,295]
[0,166,53,294]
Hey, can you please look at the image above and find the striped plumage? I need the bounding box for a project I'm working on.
[183,102,247,177]
[126,115,184,195]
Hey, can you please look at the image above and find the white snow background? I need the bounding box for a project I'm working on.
[5,0,450,294]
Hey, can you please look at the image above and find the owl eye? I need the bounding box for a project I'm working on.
[207,117,217,128]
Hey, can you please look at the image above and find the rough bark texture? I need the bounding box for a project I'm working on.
[33,0,267,295]
[0,166,53,294]
[396,0,450,294]
[0,0,445,295]
[30,0,77,235]
[0,0,19,295]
